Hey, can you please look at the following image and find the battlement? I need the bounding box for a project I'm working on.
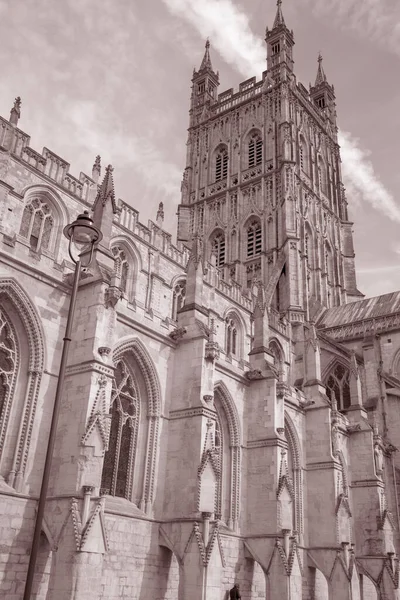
[213,73,266,115]
[0,115,95,202]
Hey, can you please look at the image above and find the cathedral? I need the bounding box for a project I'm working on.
[1,1,400,599]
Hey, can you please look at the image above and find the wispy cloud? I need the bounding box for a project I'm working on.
[300,0,400,57]
[64,98,182,198]
[339,130,400,223]
[161,0,265,77]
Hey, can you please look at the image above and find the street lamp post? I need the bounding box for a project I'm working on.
[23,211,102,600]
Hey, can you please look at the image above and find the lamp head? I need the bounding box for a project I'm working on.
[63,211,102,266]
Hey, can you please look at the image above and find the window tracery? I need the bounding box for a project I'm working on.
[20,197,54,252]
[172,280,186,321]
[325,363,351,411]
[247,220,262,258]
[101,360,139,499]
[111,246,130,294]
[0,310,17,430]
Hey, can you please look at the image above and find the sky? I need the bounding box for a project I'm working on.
[0,0,400,299]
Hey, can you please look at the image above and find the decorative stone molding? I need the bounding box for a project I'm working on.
[71,496,109,552]
[0,278,45,489]
[81,375,112,456]
[98,346,111,359]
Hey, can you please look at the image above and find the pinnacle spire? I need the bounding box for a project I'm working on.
[9,96,21,126]
[199,39,214,72]
[315,52,327,86]
[273,0,285,28]
[94,164,118,214]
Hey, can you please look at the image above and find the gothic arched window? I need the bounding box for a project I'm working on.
[325,363,351,411]
[211,232,225,267]
[172,280,186,321]
[111,246,130,294]
[20,197,54,252]
[247,220,262,258]
[248,133,262,168]
[269,339,284,379]
[225,313,240,358]
[101,360,139,499]
[215,147,228,181]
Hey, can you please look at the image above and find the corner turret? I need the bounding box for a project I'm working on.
[309,53,337,128]
[265,0,294,78]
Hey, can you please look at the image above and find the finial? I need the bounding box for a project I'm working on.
[199,38,214,72]
[273,0,285,28]
[93,164,117,214]
[92,155,101,182]
[156,202,164,227]
[9,96,21,126]
[315,52,327,86]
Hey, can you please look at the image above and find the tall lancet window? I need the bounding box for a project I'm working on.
[248,133,262,168]
[215,148,228,181]
[20,197,54,252]
[172,280,186,321]
[101,360,139,499]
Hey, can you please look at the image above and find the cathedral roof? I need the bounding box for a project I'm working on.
[318,291,400,329]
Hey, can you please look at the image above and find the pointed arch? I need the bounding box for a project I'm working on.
[209,228,226,267]
[246,129,263,169]
[171,277,186,321]
[269,338,285,379]
[244,215,262,259]
[322,358,351,412]
[214,144,228,182]
[110,338,161,512]
[214,381,241,529]
[19,185,69,258]
[317,154,327,195]
[299,134,310,175]
[0,278,45,489]
[110,236,141,303]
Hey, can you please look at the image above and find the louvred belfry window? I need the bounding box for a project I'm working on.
[20,198,54,252]
[101,361,139,499]
[215,148,228,181]
[247,221,262,258]
[248,134,262,168]
[212,233,225,267]
[325,363,351,411]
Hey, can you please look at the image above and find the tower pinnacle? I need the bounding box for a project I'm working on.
[273,0,285,29]
[9,97,21,126]
[315,52,327,86]
[199,39,214,73]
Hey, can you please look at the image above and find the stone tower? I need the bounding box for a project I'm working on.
[177,0,362,323]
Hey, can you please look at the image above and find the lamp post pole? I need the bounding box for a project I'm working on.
[23,212,102,600]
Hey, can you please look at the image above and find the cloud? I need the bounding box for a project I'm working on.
[54,98,181,202]
[161,0,265,77]
[300,0,400,57]
[339,130,400,223]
